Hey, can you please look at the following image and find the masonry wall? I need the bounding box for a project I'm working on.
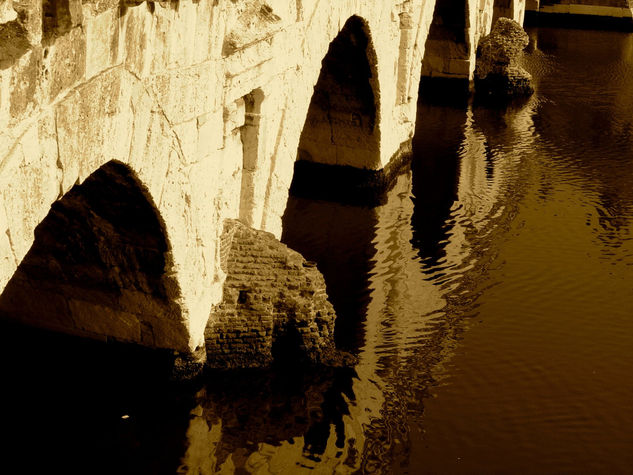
[421,0,525,80]
[0,162,190,349]
[0,0,514,355]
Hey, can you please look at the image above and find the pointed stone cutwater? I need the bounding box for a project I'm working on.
[474,18,534,97]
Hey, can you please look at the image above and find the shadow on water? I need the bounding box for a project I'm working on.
[0,321,194,475]
[180,366,359,473]
[281,197,378,353]
[410,80,468,267]
[2,318,363,473]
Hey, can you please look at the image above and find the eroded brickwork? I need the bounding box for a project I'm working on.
[205,220,337,368]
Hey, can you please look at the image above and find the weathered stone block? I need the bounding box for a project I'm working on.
[8,46,40,119]
[42,0,83,40]
[84,7,120,79]
[0,19,30,67]
[475,17,533,97]
[0,121,59,264]
[144,61,222,125]
[196,109,224,156]
[46,26,86,101]
[141,314,191,350]
[0,278,75,329]
[82,0,119,18]
[205,219,342,369]
[12,0,42,44]
[0,0,17,23]
[223,1,282,56]
[68,299,142,342]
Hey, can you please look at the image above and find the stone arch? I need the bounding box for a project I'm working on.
[421,0,472,80]
[492,0,526,24]
[493,0,514,24]
[296,15,381,171]
[0,67,215,355]
[0,160,191,350]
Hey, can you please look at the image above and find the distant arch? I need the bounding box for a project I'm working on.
[421,0,471,80]
[493,0,513,24]
[296,15,381,170]
[0,160,189,350]
[492,0,525,25]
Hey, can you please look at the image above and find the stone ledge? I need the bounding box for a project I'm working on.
[524,9,633,30]
[289,139,413,206]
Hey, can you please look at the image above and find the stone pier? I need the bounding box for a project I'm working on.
[0,0,528,368]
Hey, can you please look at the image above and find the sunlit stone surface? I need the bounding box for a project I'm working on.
[0,0,512,360]
[2,4,633,473]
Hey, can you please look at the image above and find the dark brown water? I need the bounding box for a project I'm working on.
[3,26,633,473]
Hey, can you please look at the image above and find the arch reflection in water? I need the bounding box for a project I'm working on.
[7,26,633,474]
[178,368,359,473]
[278,88,537,471]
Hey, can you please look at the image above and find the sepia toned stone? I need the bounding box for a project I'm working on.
[205,219,348,368]
[0,0,555,366]
[474,17,534,96]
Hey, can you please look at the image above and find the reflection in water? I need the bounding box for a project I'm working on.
[179,368,359,473]
[3,26,633,473]
[410,97,465,267]
[281,199,378,352]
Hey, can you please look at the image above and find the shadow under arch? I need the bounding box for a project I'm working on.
[0,160,189,351]
[421,0,471,88]
[409,92,468,268]
[290,15,385,204]
[493,0,514,25]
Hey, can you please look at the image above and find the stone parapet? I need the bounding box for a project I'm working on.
[526,0,633,29]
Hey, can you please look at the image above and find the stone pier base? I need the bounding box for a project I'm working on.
[289,140,413,206]
[205,220,344,369]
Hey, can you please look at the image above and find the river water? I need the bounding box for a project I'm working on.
[3,26,633,473]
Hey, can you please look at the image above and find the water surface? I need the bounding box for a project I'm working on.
[3,26,633,473]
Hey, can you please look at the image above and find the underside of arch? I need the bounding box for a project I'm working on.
[0,161,189,351]
[297,16,380,170]
[422,0,471,79]
[493,0,515,23]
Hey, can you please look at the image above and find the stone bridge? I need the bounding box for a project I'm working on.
[0,0,526,367]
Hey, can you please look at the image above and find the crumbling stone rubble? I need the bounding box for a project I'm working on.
[205,219,352,369]
[475,18,533,97]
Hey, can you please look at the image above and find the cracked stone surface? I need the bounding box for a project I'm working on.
[1,0,522,361]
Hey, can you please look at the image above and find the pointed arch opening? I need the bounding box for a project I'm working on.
[297,15,380,170]
[421,0,471,81]
[290,15,385,203]
[493,0,514,24]
[0,161,189,350]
